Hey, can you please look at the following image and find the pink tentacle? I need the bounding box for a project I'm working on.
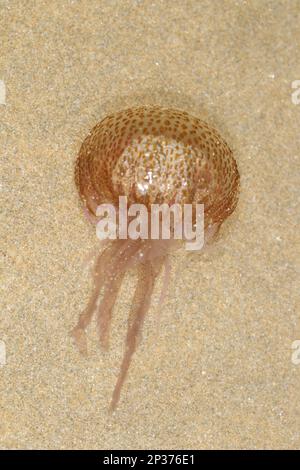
[70,240,127,354]
[96,240,142,350]
[109,261,155,412]
[109,253,165,412]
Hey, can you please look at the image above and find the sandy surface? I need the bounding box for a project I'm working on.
[1,0,300,449]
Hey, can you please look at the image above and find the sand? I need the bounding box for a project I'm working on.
[1,0,299,449]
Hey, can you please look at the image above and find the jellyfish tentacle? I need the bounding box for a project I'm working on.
[97,270,125,351]
[127,244,166,342]
[154,254,171,337]
[125,241,155,331]
[71,240,126,354]
[109,255,165,412]
[109,261,154,412]
[96,240,142,350]
[141,241,171,322]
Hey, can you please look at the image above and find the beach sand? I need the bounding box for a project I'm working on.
[1,0,299,449]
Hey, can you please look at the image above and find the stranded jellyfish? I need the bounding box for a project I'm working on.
[71,106,240,411]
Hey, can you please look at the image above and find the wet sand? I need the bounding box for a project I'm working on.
[1,0,300,449]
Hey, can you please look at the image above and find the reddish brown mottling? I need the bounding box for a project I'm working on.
[72,106,240,411]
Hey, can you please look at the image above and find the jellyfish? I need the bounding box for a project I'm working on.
[71,106,240,411]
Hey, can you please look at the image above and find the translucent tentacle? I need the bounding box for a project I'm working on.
[97,271,126,351]
[96,240,142,350]
[109,255,165,412]
[70,240,126,354]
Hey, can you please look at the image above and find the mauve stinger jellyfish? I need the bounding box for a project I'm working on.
[71,106,240,411]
